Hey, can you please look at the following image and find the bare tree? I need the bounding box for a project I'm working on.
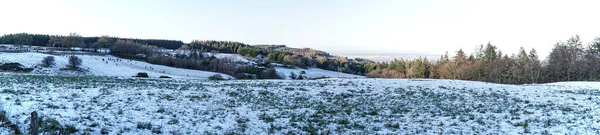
[48,35,62,48]
[41,56,56,67]
[61,33,84,49]
[68,55,82,69]
[92,35,113,49]
[13,33,33,50]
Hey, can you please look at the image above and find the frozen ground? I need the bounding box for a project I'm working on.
[1,74,599,134]
[0,52,232,79]
[275,67,365,79]
[203,52,255,64]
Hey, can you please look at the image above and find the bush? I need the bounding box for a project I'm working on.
[208,74,225,80]
[366,68,405,78]
[0,63,32,72]
[289,72,297,79]
[64,125,78,134]
[137,122,152,130]
[258,68,282,79]
[134,72,149,78]
[41,118,63,133]
[67,55,82,69]
[41,56,55,67]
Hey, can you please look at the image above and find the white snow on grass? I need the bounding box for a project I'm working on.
[544,81,600,89]
[0,128,9,135]
[0,52,232,79]
[275,67,365,79]
[1,74,600,134]
[204,52,255,64]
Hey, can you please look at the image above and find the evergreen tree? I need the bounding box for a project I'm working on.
[516,47,529,83]
[453,49,467,79]
[408,58,426,78]
[475,44,485,60]
[528,48,541,83]
[468,54,475,62]
[484,42,497,60]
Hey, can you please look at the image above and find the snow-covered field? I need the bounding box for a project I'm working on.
[275,67,365,79]
[0,52,231,79]
[204,52,255,65]
[1,74,600,134]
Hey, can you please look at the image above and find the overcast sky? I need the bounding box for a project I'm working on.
[1,0,599,59]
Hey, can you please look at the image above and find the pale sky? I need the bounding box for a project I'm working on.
[1,0,600,59]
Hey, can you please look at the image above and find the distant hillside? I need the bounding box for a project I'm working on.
[252,44,373,63]
[339,52,440,62]
[185,41,371,75]
[1,33,374,77]
[0,52,232,79]
[253,45,333,58]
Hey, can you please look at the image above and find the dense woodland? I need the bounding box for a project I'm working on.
[0,33,182,49]
[2,33,600,83]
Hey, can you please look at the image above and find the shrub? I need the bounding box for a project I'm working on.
[41,56,55,67]
[0,63,32,72]
[366,68,405,78]
[41,118,63,133]
[101,128,110,134]
[134,72,149,78]
[258,68,282,79]
[151,126,162,134]
[67,55,82,69]
[64,125,78,134]
[208,74,225,80]
[137,122,152,130]
[289,72,297,79]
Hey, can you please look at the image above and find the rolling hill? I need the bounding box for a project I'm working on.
[0,52,233,79]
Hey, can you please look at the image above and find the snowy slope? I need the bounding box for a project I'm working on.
[0,52,232,79]
[3,75,599,134]
[544,81,600,89]
[204,52,255,64]
[275,67,365,79]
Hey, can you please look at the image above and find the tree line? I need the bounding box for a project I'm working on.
[184,40,369,75]
[365,35,600,84]
[0,33,183,50]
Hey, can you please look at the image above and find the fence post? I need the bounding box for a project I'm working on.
[29,111,38,135]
